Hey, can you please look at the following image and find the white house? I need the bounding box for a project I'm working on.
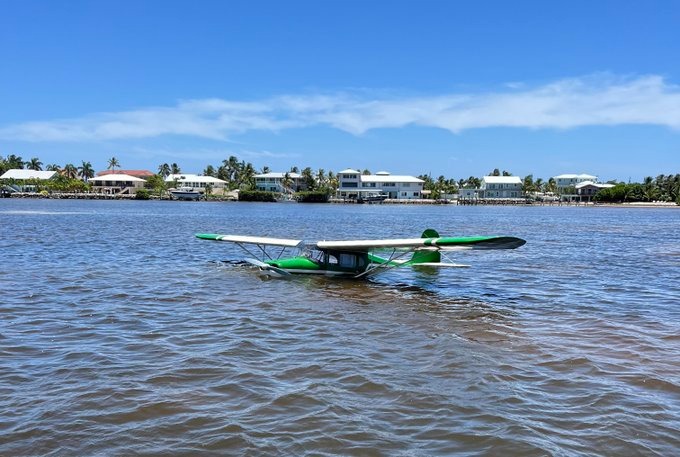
[480,176,523,199]
[89,174,146,195]
[253,172,303,192]
[337,169,424,200]
[0,169,57,192]
[165,174,228,195]
[553,174,598,193]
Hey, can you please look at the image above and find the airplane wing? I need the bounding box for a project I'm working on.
[196,233,304,248]
[316,235,525,251]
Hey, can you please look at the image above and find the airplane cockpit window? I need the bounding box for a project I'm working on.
[339,253,357,268]
[327,254,338,265]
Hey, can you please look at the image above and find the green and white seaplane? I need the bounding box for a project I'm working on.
[196,229,526,279]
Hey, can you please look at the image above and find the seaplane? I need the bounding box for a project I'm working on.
[196,229,526,279]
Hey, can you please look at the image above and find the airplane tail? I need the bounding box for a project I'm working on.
[409,229,441,264]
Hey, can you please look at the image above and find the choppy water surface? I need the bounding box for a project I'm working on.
[1,199,679,456]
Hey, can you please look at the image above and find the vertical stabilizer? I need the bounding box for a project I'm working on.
[410,229,441,264]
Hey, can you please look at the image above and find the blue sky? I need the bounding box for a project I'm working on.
[1,0,679,181]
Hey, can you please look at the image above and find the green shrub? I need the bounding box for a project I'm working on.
[238,190,277,202]
[295,190,330,203]
[135,189,151,200]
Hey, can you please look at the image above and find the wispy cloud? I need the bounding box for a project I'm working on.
[1,74,679,142]
[130,146,301,161]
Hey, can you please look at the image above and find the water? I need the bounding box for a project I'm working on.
[1,199,679,456]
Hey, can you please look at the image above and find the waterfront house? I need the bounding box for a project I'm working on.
[336,169,424,200]
[254,172,304,193]
[89,174,146,195]
[480,176,523,199]
[165,174,228,195]
[553,174,598,193]
[575,181,614,201]
[0,169,57,192]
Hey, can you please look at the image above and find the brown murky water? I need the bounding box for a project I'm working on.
[1,200,679,456]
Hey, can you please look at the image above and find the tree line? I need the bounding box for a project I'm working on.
[2,154,679,203]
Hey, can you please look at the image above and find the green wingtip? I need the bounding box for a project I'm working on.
[196,233,221,240]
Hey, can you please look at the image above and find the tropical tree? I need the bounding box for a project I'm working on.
[642,176,659,202]
[204,183,213,200]
[145,174,167,198]
[546,177,557,194]
[281,172,293,192]
[260,165,270,174]
[170,163,181,175]
[316,168,327,188]
[45,164,62,172]
[238,161,256,189]
[534,178,544,193]
[107,157,120,173]
[62,163,78,179]
[203,165,216,177]
[5,154,24,169]
[301,167,316,190]
[289,166,299,173]
[362,169,371,175]
[158,163,171,178]
[522,174,535,196]
[78,161,95,181]
[27,157,43,171]
[326,171,338,192]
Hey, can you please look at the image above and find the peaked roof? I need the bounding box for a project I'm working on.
[96,169,154,178]
[575,181,614,189]
[253,172,302,179]
[553,173,597,180]
[362,175,424,183]
[88,173,145,182]
[0,169,57,180]
[339,168,361,174]
[482,176,522,184]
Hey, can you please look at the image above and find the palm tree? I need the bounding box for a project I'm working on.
[203,165,216,177]
[316,168,327,188]
[327,171,338,192]
[27,157,43,171]
[170,163,181,175]
[107,157,120,173]
[282,172,294,193]
[158,163,171,178]
[239,162,256,189]
[63,163,78,179]
[261,165,271,174]
[46,164,61,172]
[301,167,316,190]
[535,178,544,193]
[6,154,24,169]
[78,161,95,181]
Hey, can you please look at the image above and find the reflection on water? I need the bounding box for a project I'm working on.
[1,199,679,456]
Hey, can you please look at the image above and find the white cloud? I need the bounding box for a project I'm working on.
[1,74,679,142]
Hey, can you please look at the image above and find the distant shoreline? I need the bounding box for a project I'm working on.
[2,192,678,208]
